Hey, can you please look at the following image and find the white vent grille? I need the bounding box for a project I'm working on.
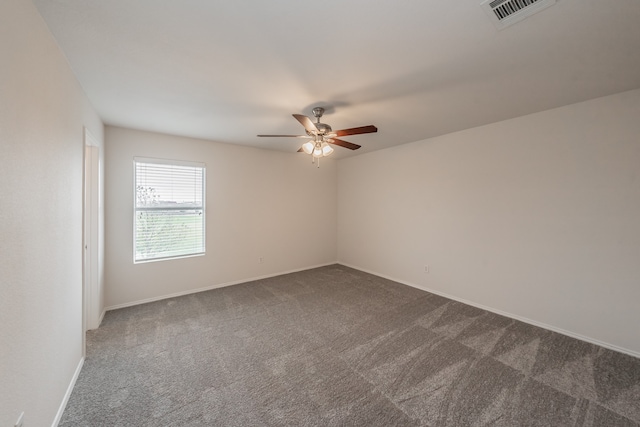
[481,0,556,29]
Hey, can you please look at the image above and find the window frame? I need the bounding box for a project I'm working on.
[133,157,206,263]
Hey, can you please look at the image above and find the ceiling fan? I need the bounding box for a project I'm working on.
[258,107,377,166]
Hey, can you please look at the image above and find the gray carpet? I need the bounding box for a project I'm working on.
[60,265,640,426]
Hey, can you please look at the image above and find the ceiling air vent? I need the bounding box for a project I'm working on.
[481,0,556,29]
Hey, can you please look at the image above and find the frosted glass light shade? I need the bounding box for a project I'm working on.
[321,142,334,156]
[302,141,314,155]
[313,146,323,158]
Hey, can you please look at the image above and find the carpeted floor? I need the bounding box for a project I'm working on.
[60,265,640,426]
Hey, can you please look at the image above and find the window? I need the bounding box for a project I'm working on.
[134,157,205,263]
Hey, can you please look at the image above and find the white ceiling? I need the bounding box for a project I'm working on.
[33,0,640,158]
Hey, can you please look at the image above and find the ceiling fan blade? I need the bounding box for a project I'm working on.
[333,125,378,137]
[292,114,318,133]
[257,134,309,138]
[327,138,361,150]
[297,147,304,152]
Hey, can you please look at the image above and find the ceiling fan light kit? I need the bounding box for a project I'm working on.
[258,107,377,168]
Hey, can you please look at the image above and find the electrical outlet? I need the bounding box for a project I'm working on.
[259,257,264,264]
[424,265,430,273]
[15,412,24,427]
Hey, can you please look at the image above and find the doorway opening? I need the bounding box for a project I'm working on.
[83,128,101,352]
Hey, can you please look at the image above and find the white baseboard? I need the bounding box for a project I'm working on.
[105,262,337,312]
[98,309,106,327]
[52,356,84,427]
[338,262,640,359]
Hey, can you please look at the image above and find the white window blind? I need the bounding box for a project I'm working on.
[134,158,205,263]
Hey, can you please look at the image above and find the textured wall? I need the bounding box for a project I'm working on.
[0,1,104,426]
[104,126,337,308]
[338,89,640,355]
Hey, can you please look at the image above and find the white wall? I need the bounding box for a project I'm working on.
[0,1,104,426]
[104,126,337,308]
[338,89,640,356]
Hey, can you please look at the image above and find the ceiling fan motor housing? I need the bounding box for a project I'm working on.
[314,122,332,134]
